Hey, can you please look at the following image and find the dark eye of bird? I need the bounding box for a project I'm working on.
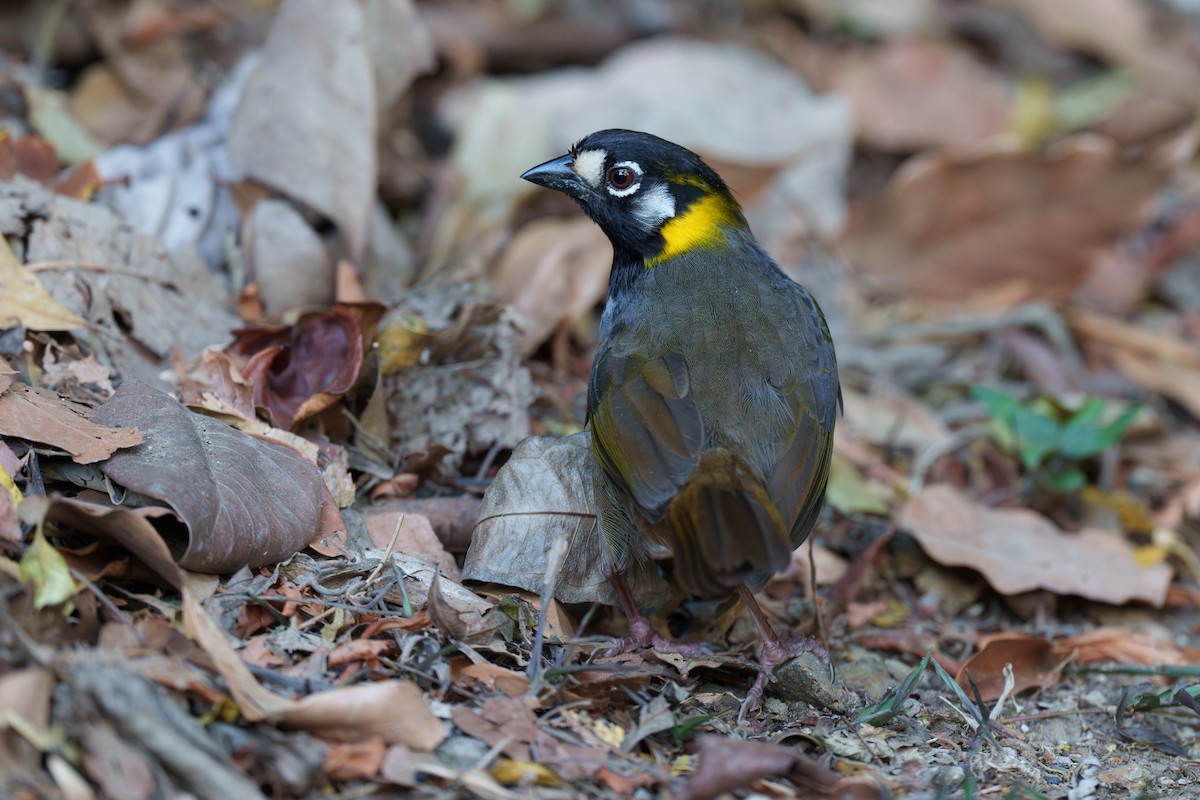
[607,166,635,191]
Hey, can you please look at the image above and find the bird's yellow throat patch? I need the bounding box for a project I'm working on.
[645,190,744,268]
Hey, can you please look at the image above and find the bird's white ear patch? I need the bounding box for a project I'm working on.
[631,183,676,230]
[572,149,606,188]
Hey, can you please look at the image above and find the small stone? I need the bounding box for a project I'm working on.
[771,651,855,714]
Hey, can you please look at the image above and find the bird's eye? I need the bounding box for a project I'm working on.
[607,166,636,191]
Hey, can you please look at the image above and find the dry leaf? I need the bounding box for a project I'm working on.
[491,219,611,356]
[278,682,445,750]
[0,236,86,332]
[242,198,333,315]
[181,573,446,750]
[955,633,1062,702]
[841,135,1187,303]
[22,496,182,586]
[229,305,379,430]
[898,484,1172,606]
[323,737,387,781]
[427,571,501,644]
[91,381,336,573]
[1067,308,1200,420]
[464,432,670,607]
[228,0,376,260]
[0,384,141,464]
[7,177,239,386]
[1055,627,1186,665]
[459,663,530,697]
[679,736,884,800]
[830,38,1012,151]
[363,510,458,579]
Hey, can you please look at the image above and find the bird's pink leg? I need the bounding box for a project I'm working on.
[738,584,828,722]
[602,572,709,656]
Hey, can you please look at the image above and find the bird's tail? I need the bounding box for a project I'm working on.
[664,451,792,599]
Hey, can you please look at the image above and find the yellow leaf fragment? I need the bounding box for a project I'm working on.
[18,528,77,609]
[0,238,86,332]
[489,760,563,787]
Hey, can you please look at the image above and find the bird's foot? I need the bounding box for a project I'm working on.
[601,613,710,657]
[739,635,829,724]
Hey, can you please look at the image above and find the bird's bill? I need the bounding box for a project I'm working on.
[520,154,588,198]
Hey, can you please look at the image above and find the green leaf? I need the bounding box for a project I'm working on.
[19,528,77,609]
[1060,401,1138,458]
[671,714,713,740]
[1100,404,1139,444]
[970,385,1020,419]
[856,649,932,726]
[1040,466,1087,494]
[1011,407,1061,469]
[931,655,984,726]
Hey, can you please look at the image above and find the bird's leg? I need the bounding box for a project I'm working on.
[738,585,829,721]
[602,572,709,656]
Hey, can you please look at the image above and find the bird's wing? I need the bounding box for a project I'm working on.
[588,349,704,520]
[765,285,841,549]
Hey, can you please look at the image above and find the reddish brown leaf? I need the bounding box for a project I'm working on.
[1054,627,1186,666]
[829,38,1012,152]
[955,633,1063,702]
[680,736,885,800]
[0,384,142,464]
[230,305,379,429]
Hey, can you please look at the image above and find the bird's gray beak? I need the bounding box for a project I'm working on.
[520,154,586,197]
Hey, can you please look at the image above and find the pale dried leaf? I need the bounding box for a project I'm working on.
[427,572,500,644]
[898,484,1171,605]
[363,510,458,579]
[228,0,376,259]
[5,177,239,386]
[491,219,611,356]
[464,433,670,607]
[243,198,333,314]
[276,681,446,751]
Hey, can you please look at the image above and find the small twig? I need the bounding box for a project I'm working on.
[1004,707,1110,724]
[527,536,568,687]
[364,514,404,586]
[70,567,146,647]
[25,260,182,289]
[297,606,338,632]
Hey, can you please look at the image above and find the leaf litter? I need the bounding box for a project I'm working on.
[3,1,1200,798]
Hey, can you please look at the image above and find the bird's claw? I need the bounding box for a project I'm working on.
[738,635,829,724]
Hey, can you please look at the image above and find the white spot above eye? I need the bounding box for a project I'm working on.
[606,160,643,198]
[572,148,606,188]
[631,182,675,229]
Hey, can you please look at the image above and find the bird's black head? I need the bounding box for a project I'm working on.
[520,129,748,267]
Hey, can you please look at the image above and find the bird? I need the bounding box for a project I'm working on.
[520,129,840,715]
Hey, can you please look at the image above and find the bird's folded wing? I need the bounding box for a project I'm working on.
[588,350,704,519]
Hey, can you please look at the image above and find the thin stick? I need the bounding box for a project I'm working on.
[808,539,827,647]
[365,514,404,586]
[528,535,568,686]
[70,567,146,647]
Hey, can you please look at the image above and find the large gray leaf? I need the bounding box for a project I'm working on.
[463,432,670,607]
[90,381,337,572]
